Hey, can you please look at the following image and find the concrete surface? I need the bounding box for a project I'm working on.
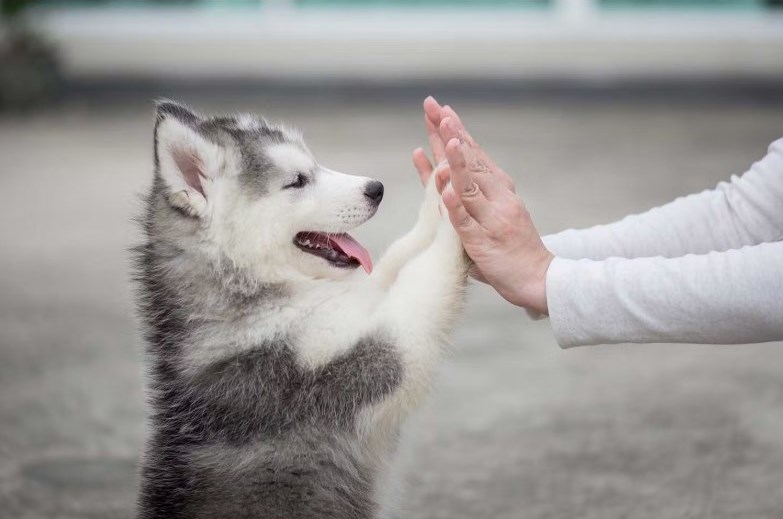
[1,94,782,518]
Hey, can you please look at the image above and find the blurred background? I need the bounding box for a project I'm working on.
[1,1,783,518]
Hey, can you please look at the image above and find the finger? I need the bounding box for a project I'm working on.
[412,147,433,186]
[441,105,500,173]
[424,113,446,164]
[459,141,510,201]
[442,184,483,241]
[441,105,477,148]
[444,137,472,196]
[434,162,450,194]
[438,116,460,147]
[424,97,446,163]
[441,105,492,167]
[440,122,509,200]
[439,114,486,167]
[440,109,517,193]
[423,96,443,128]
[445,138,496,226]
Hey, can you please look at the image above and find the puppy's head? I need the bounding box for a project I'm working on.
[151,100,382,282]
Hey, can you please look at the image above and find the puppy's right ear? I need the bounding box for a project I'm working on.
[154,100,224,218]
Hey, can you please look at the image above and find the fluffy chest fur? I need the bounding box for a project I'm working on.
[134,101,468,519]
[136,243,403,519]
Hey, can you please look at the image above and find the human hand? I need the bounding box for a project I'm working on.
[413,97,516,193]
[412,97,554,314]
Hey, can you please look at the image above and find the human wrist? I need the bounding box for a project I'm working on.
[530,250,554,315]
[508,249,554,315]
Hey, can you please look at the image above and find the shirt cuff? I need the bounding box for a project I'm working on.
[546,257,607,348]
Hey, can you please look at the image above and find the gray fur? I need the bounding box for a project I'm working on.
[134,101,403,519]
[155,99,310,198]
[233,126,309,197]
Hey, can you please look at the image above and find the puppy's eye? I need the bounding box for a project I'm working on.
[284,173,308,189]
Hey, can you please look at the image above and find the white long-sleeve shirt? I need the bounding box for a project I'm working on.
[542,137,783,348]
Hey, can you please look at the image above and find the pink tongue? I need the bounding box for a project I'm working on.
[330,234,373,274]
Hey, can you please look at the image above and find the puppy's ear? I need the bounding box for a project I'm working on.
[153,100,226,218]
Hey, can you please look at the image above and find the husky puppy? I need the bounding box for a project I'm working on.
[134,100,469,519]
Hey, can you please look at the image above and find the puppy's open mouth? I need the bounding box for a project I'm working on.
[294,232,373,274]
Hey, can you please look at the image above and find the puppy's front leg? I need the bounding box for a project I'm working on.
[374,213,469,414]
[370,170,442,290]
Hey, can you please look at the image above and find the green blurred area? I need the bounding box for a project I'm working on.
[23,0,259,9]
[295,0,549,6]
[600,0,762,10]
[22,0,778,9]
[30,0,259,6]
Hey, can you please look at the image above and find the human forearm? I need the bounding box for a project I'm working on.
[544,138,783,261]
[547,241,783,347]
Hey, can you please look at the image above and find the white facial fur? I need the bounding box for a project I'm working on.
[158,120,379,282]
[146,105,470,519]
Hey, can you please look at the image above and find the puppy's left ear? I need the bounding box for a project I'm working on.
[153,100,227,218]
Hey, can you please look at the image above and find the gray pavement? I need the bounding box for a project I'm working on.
[1,94,782,519]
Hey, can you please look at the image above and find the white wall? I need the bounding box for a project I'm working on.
[35,2,783,82]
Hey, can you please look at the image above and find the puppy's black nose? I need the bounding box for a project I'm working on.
[364,180,384,205]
